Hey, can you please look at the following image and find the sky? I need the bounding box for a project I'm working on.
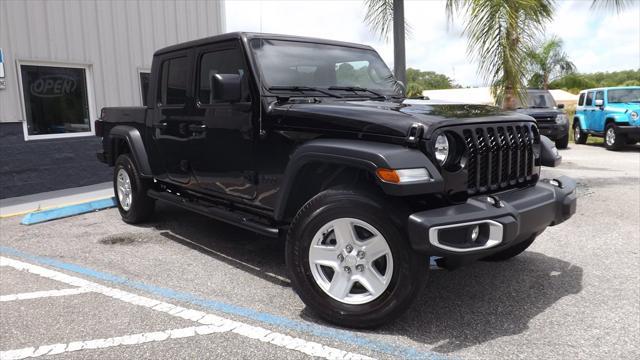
[225,0,640,87]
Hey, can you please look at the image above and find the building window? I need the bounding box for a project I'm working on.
[139,71,150,106]
[20,64,93,138]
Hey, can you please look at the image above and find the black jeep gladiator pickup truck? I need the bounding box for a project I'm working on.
[96,32,577,328]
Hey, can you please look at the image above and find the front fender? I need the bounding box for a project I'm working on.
[273,139,444,221]
[109,125,153,177]
[573,112,587,129]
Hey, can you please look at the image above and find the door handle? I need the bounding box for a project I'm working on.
[154,122,168,130]
[188,124,207,132]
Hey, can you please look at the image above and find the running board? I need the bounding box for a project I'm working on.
[147,189,280,238]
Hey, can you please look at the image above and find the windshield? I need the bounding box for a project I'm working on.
[607,88,640,103]
[515,92,557,108]
[249,39,399,96]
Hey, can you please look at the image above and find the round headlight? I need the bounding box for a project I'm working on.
[555,114,568,125]
[434,134,450,165]
[631,111,639,121]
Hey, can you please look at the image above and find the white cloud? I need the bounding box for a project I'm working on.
[226,0,640,87]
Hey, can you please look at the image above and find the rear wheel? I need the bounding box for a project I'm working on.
[114,154,155,224]
[604,123,626,150]
[573,122,587,144]
[482,236,536,262]
[286,188,426,328]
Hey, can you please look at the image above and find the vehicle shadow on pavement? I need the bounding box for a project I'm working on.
[150,203,290,288]
[149,203,583,354]
[382,252,584,353]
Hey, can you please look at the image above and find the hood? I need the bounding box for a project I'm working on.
[515,107,562,122]
[270,100,534,139]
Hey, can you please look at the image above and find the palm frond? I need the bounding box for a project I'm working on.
[363,0,411,40]
[590,0,634,13]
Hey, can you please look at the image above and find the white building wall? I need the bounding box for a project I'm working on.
[0,0,225,123]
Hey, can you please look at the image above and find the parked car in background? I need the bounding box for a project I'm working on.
[505,89,570,149]
[573,86,640,150]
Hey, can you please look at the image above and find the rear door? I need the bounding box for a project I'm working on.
[150,50,196,184]
[189,41,257,199]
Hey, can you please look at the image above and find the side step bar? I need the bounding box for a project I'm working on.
[147,189,280,238]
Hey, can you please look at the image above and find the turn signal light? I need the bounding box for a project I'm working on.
[376,168,401,183]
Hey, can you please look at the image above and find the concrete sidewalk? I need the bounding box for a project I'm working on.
[0,182,114,218]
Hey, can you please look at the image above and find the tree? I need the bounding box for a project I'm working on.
[406,68,458,93]
[526,36,576,89]
[446,0,554,109]
[590,0,635,12]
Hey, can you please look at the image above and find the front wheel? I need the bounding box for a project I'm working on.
[286,188,427,328]
[573,122,587,144]
[555,135,569,149]
[605,123,626,150]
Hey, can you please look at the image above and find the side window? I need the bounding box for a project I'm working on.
[578,93,585,106]
[198,48,250,104]
[159,57,188,105]
[585,92,594,106]
[595,91,604,101]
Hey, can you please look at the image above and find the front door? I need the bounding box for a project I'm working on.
[189,41,256,200]
[584,91,596,132]
[151,51,195,184]
[592,90,606,132]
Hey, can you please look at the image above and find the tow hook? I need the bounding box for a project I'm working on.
[486,195,504,208]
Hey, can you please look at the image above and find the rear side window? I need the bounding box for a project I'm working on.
[198,48,250,104]
[585,92,594,106]
[578,93,585,106]
[159,57,188,105]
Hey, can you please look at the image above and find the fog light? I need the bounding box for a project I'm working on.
[470,225,480,242]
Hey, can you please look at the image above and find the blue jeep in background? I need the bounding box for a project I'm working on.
[573,86,640,150]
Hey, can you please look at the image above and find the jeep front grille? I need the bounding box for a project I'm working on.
[461,124,536,195]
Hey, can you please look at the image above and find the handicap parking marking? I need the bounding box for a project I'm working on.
[0,287,92,302]
[0,256,374,360]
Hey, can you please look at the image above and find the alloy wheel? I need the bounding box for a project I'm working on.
[308,218,394,305]
[116,168,133,211]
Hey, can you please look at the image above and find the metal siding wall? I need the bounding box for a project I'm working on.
[0,0,225,123]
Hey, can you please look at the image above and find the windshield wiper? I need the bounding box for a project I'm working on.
[327,86,386,99]
[268,86,342,98]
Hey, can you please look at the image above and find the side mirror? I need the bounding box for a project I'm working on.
[557,103,565,109]
[594,99,604,107]
[540,135,562,167]
[211,73,242,102]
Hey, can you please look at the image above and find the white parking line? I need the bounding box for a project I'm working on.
[0,257,374,360]
[0,287,92,302]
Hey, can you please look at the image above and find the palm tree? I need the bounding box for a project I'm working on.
[363,0,407,84]
[591,0,634,12]
[527,36,576,89]
[445,0,554,109]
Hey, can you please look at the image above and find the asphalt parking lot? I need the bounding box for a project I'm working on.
[1,143,639,360]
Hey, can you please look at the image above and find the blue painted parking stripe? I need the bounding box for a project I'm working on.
[0,246,447,360]
[20,197,117,225]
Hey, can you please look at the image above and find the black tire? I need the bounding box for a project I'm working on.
[286,188,427,328]
[555,135,569,149]
[114,154,155,224]
[573,122,587,144]
[482,235,536,262]
[604,123,626,150]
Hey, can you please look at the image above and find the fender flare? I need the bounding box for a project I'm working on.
[573,113,587,130]
[109,125,153,177]
[273,139,443,221]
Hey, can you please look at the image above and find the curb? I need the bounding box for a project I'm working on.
[21,197,117,225]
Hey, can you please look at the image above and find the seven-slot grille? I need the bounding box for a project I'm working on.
[461,123,537,195]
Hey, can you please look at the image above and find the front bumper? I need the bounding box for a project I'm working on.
[407,176,577,258]
[537,122,569,140]
[616,125,640,137]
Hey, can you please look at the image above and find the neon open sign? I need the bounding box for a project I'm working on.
[30,75,77,97]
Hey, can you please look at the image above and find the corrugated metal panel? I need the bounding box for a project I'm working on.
[0,0,225,123]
